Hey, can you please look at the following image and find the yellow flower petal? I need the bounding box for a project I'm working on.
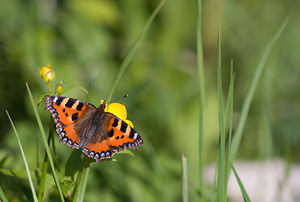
[107,103,127,120]
[99,100,133,127]
[124,120,134,128]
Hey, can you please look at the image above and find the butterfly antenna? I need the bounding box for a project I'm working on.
[110,94,128,103]
[90,78,102,98]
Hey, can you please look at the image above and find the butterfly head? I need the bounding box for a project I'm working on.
[99,101,107,112]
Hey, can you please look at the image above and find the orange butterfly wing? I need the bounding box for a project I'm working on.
[106,114,143,152]
[81,113,143,162]
[44,96,96,148]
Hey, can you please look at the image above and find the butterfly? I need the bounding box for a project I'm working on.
[44,96,143,162]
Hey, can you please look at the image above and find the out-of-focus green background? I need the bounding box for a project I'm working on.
[1,0,299,201]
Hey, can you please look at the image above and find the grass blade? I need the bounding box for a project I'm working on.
[106,0,166,102]
[228,18,289,172]
[6,110,38,202]
[231,164,251,202]
[196,0,205,195]
[181,154,188,202]
[73,166,90,202]
[216,30,226,202]
[25,82,65,201]
[225,60,235,192]
[0,186,8,202]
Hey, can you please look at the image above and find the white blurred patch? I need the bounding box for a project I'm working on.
[204,159,300,202]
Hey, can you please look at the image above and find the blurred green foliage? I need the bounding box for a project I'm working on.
[0,0,300,201]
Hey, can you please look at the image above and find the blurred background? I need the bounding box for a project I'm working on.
[1,0,300,201]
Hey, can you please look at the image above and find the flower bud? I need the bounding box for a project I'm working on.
[55,83,64,94]
[40,64,55,82]
[40,64,52,78]
[42,70,55,82]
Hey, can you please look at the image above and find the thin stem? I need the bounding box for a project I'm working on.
[197,0,205,197]
[106,0,167,102]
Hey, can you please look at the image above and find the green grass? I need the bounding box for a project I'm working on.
[0,1,295,201]
[196,0,205,198]
[106,0,167,103]
[6,110,38,202]
[181,154,188,202]
[216,30,226,202]
[0,186,8,202]
[26,83,65,201]
[227,18,289,177]
[231,164,251,202]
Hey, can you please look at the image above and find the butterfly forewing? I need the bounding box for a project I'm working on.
[44,96,96,148]
[105,113,143,152]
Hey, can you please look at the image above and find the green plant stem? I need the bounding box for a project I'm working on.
[227,18,288,176]
[106,0,167,103]
[26,82,65,202]
[73,157,91,202]
[0,186,8,202]
[231,164,251,202]
[47,82,52,95]
[181,154,188,202]
[6,110,38,202]
[216,30,226,202]
[224,60,234,193]
[196,0,205,197]
[38,120,54,201]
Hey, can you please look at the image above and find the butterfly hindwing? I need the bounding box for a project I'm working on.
[105,114,143,152]
[82,140,115,162]
[44,96,96,148]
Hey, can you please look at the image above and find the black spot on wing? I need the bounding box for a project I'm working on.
[71,112,78,121]
[120,121,128,133]
[112,118,118,127]
[56,97,64,106]
[108,129,114,138]
[76,102,84,111]
[65,98,76,108]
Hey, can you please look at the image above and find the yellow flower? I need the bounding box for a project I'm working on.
[40,64,55,82]
[100,100,134,128]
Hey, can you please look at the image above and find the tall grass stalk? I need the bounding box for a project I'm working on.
[106,0,167,103]
[216,30,227,202]
[224,60,234,194]
[0,186,8,202]
[181,154,188,202]
[25,82,65,201]
[231,164,251,202]
[196,0,205,196]
[227,18,288,177]
[73,163,90,202]
[73,1,167,200]
[6,110,38,202]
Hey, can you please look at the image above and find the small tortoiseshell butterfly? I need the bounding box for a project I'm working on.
[44,96,143,162]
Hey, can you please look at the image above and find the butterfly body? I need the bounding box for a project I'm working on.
[44,96,143,162]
